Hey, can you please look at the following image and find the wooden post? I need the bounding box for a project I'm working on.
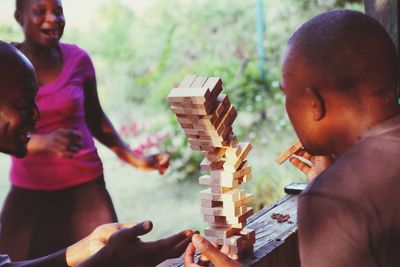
[365,0,399,99]
[365,0,399,50]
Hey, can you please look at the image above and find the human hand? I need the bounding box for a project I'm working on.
[146,153,170,174]
[121,149,170,174]
[66,223,135,266]
[81,221,194,267]
[184,234,242,267]
[289,148,332,181]
[41,128,83,158]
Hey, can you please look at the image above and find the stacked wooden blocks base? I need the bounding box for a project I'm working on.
[168,75,255,257]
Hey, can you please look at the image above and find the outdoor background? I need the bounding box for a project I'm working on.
[0,0,362,240]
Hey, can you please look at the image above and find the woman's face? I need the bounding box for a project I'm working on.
[16,0,65,48]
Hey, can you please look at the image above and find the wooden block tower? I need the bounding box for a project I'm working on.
[168,75,255,257]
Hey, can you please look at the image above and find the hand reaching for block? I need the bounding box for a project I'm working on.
[184,234,242,267]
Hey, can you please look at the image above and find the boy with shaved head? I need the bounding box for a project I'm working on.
[0,40,194,266]
[184,10,400,267]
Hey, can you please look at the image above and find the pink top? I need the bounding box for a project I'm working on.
[10,43,103,191]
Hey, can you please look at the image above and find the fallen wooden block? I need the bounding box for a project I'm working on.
[275,140,303,165]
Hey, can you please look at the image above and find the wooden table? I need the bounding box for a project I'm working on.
[161,194,300,267]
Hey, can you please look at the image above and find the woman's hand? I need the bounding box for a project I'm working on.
[145,153,170,174]
[28,129,83,157]
[115,148,170,174]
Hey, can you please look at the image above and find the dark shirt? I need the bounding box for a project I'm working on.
[298,115,400,267]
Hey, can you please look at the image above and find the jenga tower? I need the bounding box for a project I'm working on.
[168,75,255,257]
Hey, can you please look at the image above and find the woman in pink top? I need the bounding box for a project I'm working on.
[0,0,170,261]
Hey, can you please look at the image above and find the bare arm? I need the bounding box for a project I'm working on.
[83,76,169,173]
[3,250,67,267]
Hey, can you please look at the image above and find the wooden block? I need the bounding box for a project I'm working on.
[215,94,230,117]
[200,144,214,152]
[215,105,236,134]
[198,175,211,185]
[204,208,252,227]
[242,173,252,182]
[188,138,213,147]
[210,165,252,180]
[178,75,198,88]
[199,188,242,202]
[222,133,238,147]
[225,235,245,247]
[226,230,255,255]
[189,144,201,151]
[210,185,231,194]
[222,193,253,209]
[200,158,224,172]
[201,205,242,217]
[204,235,224,246]
[208,221,246,229]
[223,159,247,172]
[191,76,209,87]
[200,173,241,188]
[201,113,219,128]
[225,144,242,158]
[228,243,254,256]
[175,115,201,124]
[227,142,252,161]
[275,140,303,165]
[203,77,223,97]
[205,147,227,161]
[171,105,210,116]
[226,207,253,224]
[183,128,208,136]
[200,199,223,208]
[179,122,193,129]
[204,226,240,239]
[240,228,256,243]
[203,214,227,224]
[168,87,211,103]
[208,172,242,188]
[192,120,216,131]
[221,126,233,141]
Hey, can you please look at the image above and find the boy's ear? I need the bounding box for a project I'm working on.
[305,87,325,121]
[14,10,23,26]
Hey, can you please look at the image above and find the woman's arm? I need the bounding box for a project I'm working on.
[83,76,169,173]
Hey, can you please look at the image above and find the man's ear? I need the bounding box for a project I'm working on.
[14,10,23,26]
[305,87,325,121]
